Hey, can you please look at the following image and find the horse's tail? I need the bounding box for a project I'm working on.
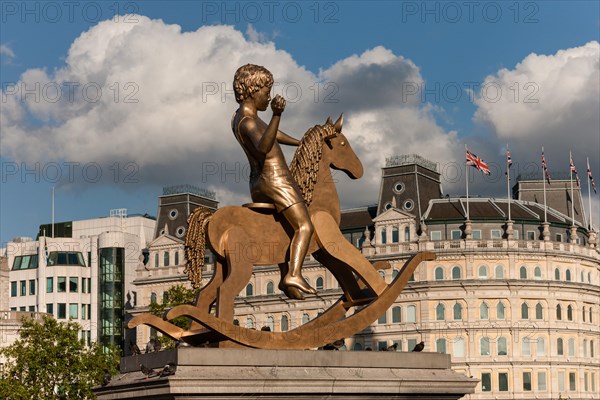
[184,207,213,289]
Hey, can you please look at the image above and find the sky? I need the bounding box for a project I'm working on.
[1,0,599,245]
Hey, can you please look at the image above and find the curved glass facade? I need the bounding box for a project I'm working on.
[99,247,124,352]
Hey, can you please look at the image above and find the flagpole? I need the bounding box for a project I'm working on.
[52,187,55,238]
[542,147,548,223]
[587,157,593,230]
[570,151,575,227]
[506,144,511,221]
[465,144,470,220]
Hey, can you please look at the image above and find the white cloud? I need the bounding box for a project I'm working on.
[0,43,15,61]
[0,16,458,208]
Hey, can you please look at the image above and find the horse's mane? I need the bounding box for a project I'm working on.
[290,123,334,206]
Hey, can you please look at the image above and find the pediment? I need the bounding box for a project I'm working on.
[372,208,416,223]
[148,234,183,248]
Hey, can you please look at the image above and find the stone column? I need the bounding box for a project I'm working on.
[541,222,551,241]
[569,226,578,244]
[588,230,597,249]
[505,220,514,240]
[464,219,472,240]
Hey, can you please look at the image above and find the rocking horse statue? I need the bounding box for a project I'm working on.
[128,64,435,349]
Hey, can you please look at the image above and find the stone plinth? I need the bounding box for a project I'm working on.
[95,348,478,400]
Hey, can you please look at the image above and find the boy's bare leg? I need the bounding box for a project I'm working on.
[279,203,316,295]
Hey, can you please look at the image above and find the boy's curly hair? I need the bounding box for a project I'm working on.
[233,64,274,103]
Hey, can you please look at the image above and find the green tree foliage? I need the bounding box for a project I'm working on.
[148,284,198,347]
[0,316,119,400]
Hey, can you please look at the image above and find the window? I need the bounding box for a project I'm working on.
[393,182,405,193]
[69,303,78,319]
[302,313,310,324]
[69,277,78,292]
[495,265,504,278]
[480,337,490,355]
[534,266,542,279]
[480,303,489,320]
[537,337,546,356]
[403,200,414,211]
[558,371,565,391]
[404,226,410,241]
[567,305,573,321]
[57,303,66,319]
[28,280,35,295]
[245,318,254,329]
[478,265,488,279]
[583,306,587,322]
[591,340,594,357]
[535,303,543,320]
[381,229,387,244]
[430,231,442,241]
[521,302,529,319]
[82,304,87,320]
[588,272,592,284]
[20,280,26,296]
[378,310,387,324]
[538,371,547,391]
[10,281,17,297]
[522,338,531,356]
[555,268,561,280]
[378,341,388,351]
[557,304,562,320]
[584,339,588,357]
[392,306,401,323]
[568,338,576,356]
[174,251,179,265]
[434,267,444,280]
[498,337,508,355]
[266,316,274,331]
[392,340,402,352]
[527,231,536,240]
[391,227,399,243]
[520,266,527,279]
[472,229,482,239]
[566,269,571,281]
[57,277,66,292]
[498,372,509,391]
[590,307,593,323]
[163,251,169,267]
[245,283,253,296]
[436,338,446,353]
[581,271,585,282]
[490,229,501,239]
[266,281,274,294]
[281,315,289,332]
[353,343,363,351]
[451,230,462,240]
[497,302,506,320]
[150,292,157,304]
[316,277,324,290]
[513,229,519,239]
[451,266,461,280]
[569,372,576,391]
[407,305,416,322]
[453,337,465,357]
[46,304,54,315]
[522,372,532,391]
[556,233,563,242]
[436,304,445,320]
[155,253,159,268]
[557,338,564,355]
[481,373,491,392]
[453,303,462,320]
[392,269,399,279]
[407,339,417,353]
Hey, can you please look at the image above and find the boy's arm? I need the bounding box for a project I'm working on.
[277,130,301,146]
[244,95,286,155]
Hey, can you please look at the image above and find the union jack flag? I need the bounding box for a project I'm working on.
[507,148,512,168]
[570,152,580,187]
[466,149,491,175]
[541,147,550,184]
[588,159,597,194]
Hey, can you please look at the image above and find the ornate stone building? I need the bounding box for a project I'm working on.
[131,155,600,399]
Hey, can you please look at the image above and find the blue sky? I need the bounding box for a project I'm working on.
[1,1,599,245]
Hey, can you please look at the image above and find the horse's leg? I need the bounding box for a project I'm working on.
[312,249,369,304]
[215,228,254,323]
[185,259,225,332]
[312,211,387,297]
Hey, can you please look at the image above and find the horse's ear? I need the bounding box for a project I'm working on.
[334,113,344,132]
[326,116,333,125]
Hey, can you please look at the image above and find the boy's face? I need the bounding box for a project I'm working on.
[252,85,271,111]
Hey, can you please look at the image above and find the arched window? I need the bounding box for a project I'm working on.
[522,338,531,356]
[498,336,508,355]
[392,269,399,279]
[453,337,465,357]
[557,338,564,355]
[583,306,586,322]
[480,337,490,355]
[453,303,462,320]
[302,313,310,324]
[590,307,593,323]
[404,226,410,241]
[480,303,489,320]
[520,266,527,279]
[150,292,157,304]
[316,277,324,290]
[478,265,488,279]
[155,253,159,268]
[534,266,542,279]
[536,303,543,320]
[381,229,387,244]
[378,270,386,280]
[174,251,179,265]
[281,315,289,332]
[265,316,274,331]
[591,340,595,358]
[584,339,588,357]
[233,319,239,326]
[556,304,562,320]
[588,272,592,283]
[495,265,504,279]
[436,303,445,321]
[497,302,506,320]
[163,251,170,267]
[537,337,546,356]
[391,227,399,243]
[245,317,254,329]
[392,306,401,323]
[581,271,585,282]
[566,269,572,281]
[434,267,444,280]
[245,283,253,296]
[266,281,274,295]
[555,268,561,280]
[568,338,576,356]
[567,305,573,321]
[521,302,529,319]
[378,310,387,324]
[452,266,461,280]
[436,338,446,353]
[353,343,363,351]
[407,305,417,322]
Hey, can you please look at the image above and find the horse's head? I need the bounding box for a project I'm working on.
[322,114,363,179]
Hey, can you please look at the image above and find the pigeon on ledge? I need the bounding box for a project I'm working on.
[412,341,425,352]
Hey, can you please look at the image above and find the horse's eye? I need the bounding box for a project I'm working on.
[340,141,346,146]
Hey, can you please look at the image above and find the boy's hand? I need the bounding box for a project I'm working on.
[271,95,286,115]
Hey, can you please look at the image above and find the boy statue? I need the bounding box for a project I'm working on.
[232,64,316,298]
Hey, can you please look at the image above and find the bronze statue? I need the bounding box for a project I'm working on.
[128,64,435,349]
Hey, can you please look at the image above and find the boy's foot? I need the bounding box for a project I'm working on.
[282,286,304,300]
[282,274,317,295]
